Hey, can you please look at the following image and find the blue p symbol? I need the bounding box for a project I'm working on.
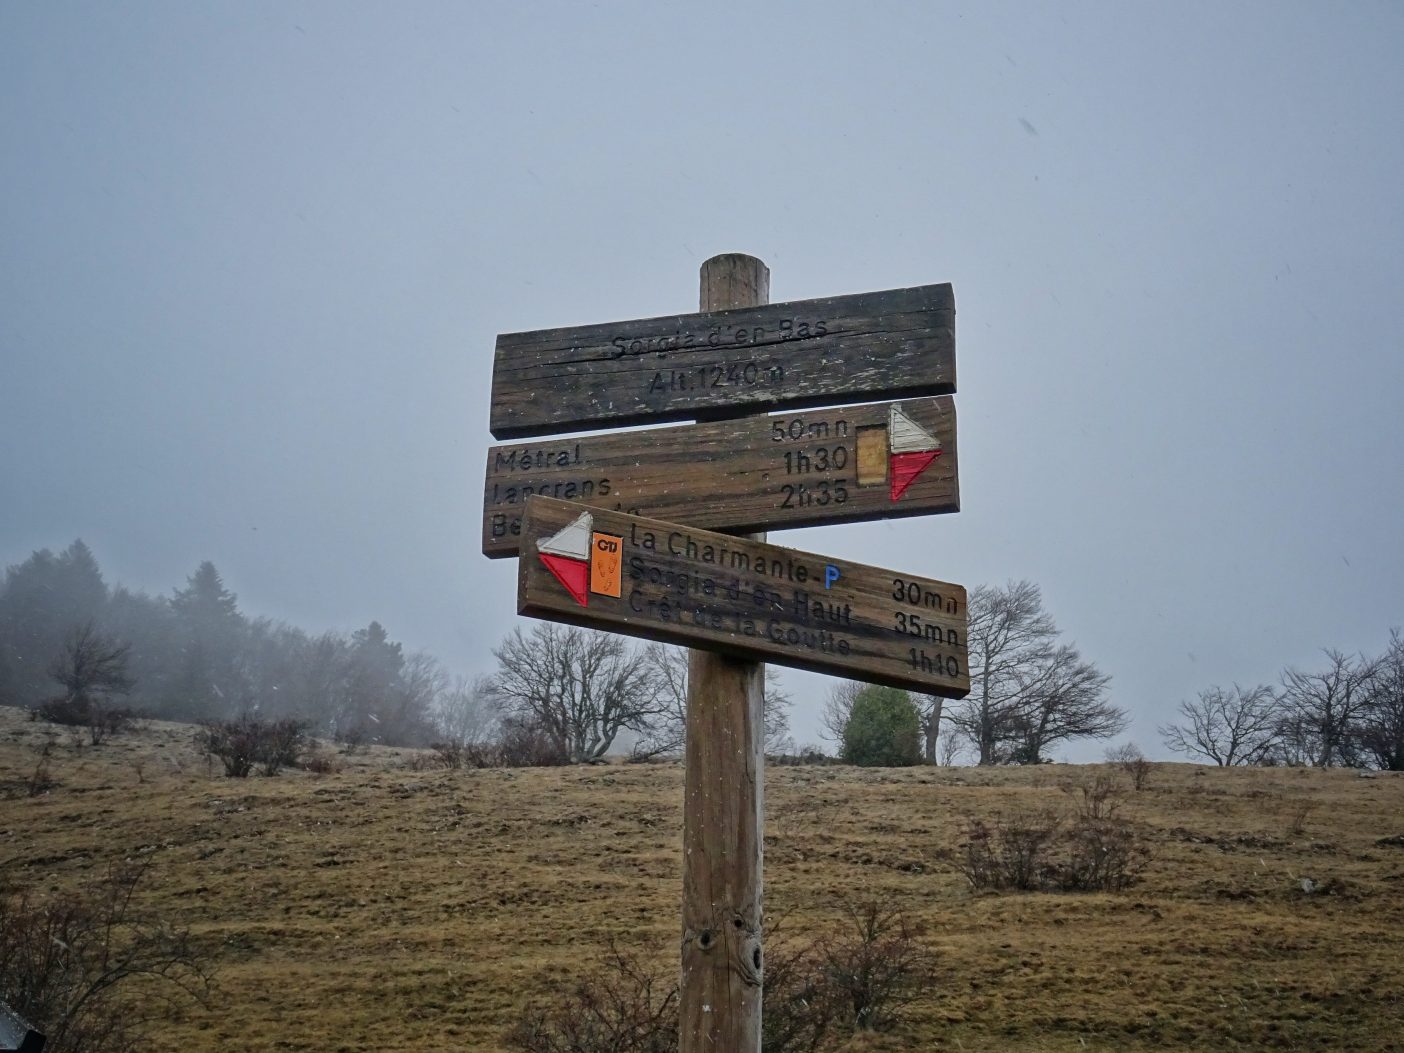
[824,564,841,590]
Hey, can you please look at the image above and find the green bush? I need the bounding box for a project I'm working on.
[840,686,921,767]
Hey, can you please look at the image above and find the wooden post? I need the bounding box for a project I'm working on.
[680,254,770,1052]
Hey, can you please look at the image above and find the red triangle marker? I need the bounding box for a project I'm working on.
[539,553,590,607]
[890,449,940,501]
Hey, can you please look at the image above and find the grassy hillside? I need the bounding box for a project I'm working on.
[3,705,1402,1051]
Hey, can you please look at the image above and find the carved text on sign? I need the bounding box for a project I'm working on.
[489,283,954,438]
[517,496,969,696]
[482,397,958,557]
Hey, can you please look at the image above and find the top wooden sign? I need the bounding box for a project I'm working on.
[489,283,955,439]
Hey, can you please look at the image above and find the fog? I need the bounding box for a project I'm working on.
[2,2,1400,757]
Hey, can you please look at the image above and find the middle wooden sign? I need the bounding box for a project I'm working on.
[482,396,958,557]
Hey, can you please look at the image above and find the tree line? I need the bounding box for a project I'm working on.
[0,540,447,746]
[36,541,1393,770]
[1159,632,1404,770]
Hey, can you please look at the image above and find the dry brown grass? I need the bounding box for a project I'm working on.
[3,705,1403,1051]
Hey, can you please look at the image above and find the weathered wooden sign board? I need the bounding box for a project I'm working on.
[518,495,970,697]
[489,283,955,439]
[483,396,958,557]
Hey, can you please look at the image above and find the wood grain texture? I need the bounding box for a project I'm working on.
[682,252,767,1053]
[516,495,971,698]
[680,641,765,1052]
[489,281,955,439]
[481,396,959,557]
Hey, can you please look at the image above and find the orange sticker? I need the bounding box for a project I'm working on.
[590,532,623,598]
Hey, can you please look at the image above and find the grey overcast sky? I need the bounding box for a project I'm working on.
[2,2,1400,757]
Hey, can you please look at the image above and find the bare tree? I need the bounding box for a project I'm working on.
[937,725,967,766]
[821,679,864,748]
[914,694,944,765]
[633,643,791,758]
[43,622,137,742]
[1000,644,1120,763]
[762,672,794,755]
[490,623,665,763]
[951,581,1121,764]
[1279,649,1380,767]
[1106,742,1152,789]
[953,581,1055,764]
[385,649,447,745]
[433,674,499,746]
[47,622,135,710]
[1361,629,1404,771]
[1158,683,1279,766]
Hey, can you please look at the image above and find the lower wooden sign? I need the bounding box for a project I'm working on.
[518,495,970,697]
[483,397,957,557]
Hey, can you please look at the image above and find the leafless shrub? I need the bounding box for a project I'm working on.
[1068,770,1124,820]
[87,705,134,746]
[820,898,934,1032]
[432,738,510,769]
[410,733,554,771]
[954,774,1149,893]
[1286,801,1315,838]
[299,750,341,775]
[335,723,368,754]
[757,925,838,1053]
[27,758,57,797]
[195,716,307,777]
[22,736,60,797]
[403,751,442,772]
[770,744,837,767]
[507,895,932,1051]
[256,719,307,775]
[507,942,678,1053]
[430,741,465,769]
[1062,772,1152,891]
[497,717,570,767]
[197,720,255,777]
[0,861,211,1053]
[954,810,1063,891]
[1061,813,1151,892]
[34,698,91,727]
[34,697,134,746]
[1105,742,1152,790]
[459,740,502,768]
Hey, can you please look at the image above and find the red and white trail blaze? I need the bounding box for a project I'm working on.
[888,403,941,501]
[537,510,592,607]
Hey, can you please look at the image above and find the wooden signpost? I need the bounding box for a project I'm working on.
[481,255,966,1052]
[482,395,959,557]
[489,282,955,439]
[518,494,969,696]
